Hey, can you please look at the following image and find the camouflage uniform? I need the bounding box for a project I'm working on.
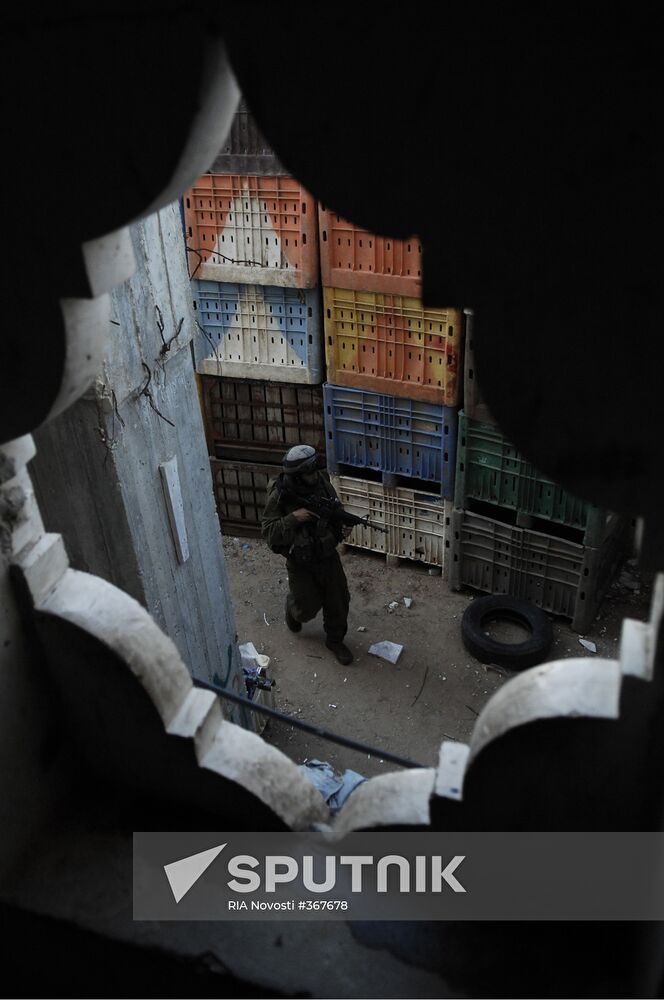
[261,471,350,643]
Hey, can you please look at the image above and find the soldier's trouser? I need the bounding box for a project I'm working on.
[285,550,350,643]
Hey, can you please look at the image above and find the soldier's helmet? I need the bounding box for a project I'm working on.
[283,444,324,476]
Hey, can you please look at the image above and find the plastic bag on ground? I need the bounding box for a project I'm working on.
[298,759,366,813]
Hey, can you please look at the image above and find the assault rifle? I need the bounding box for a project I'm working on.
[300,492,388,534]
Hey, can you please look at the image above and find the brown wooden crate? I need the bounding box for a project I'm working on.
[202,376,325,463]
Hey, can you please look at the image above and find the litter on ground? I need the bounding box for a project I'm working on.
[368,640,403,664]
[239,641,270,669]
[298,759,365,813]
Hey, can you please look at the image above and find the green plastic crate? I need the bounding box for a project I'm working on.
[446,507,630,633]
[455,411,608,546]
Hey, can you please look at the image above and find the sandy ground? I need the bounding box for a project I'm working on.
[223,536,653,781]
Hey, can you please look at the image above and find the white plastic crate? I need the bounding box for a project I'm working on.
[332,474,449,567]
[194,282,323,384]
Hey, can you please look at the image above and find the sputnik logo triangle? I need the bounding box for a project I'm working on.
[164,843,226,903]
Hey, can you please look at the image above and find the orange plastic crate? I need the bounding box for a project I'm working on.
[324,287,462,405]
[183,174,319,287]
[318,205,422,296]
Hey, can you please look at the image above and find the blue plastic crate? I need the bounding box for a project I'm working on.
[192,280,323,384]
[323,383,458,498]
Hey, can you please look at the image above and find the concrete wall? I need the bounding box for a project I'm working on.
[31,204,245,716]
[0,438,73,883]
[29,397,143,603]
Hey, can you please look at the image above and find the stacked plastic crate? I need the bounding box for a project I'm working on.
[319,207,462,571]
[447,311,631,631]
[183,99,326,534]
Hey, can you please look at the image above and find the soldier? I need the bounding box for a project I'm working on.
[261,445,353,665]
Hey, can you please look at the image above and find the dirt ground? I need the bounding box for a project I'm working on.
[223,535,654,781]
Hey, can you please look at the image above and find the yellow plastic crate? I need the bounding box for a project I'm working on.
[323,287,462,405]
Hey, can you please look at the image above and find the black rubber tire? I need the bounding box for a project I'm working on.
[461,595,554,671]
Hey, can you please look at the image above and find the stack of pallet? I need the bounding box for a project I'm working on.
[183,99,326,534]
[447,313,631,632]
[319,207,463,571]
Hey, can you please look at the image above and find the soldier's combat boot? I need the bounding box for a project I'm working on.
[285,600,301,633]
[325,639,353,665]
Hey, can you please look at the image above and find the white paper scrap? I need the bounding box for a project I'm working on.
[368,641,403,664]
